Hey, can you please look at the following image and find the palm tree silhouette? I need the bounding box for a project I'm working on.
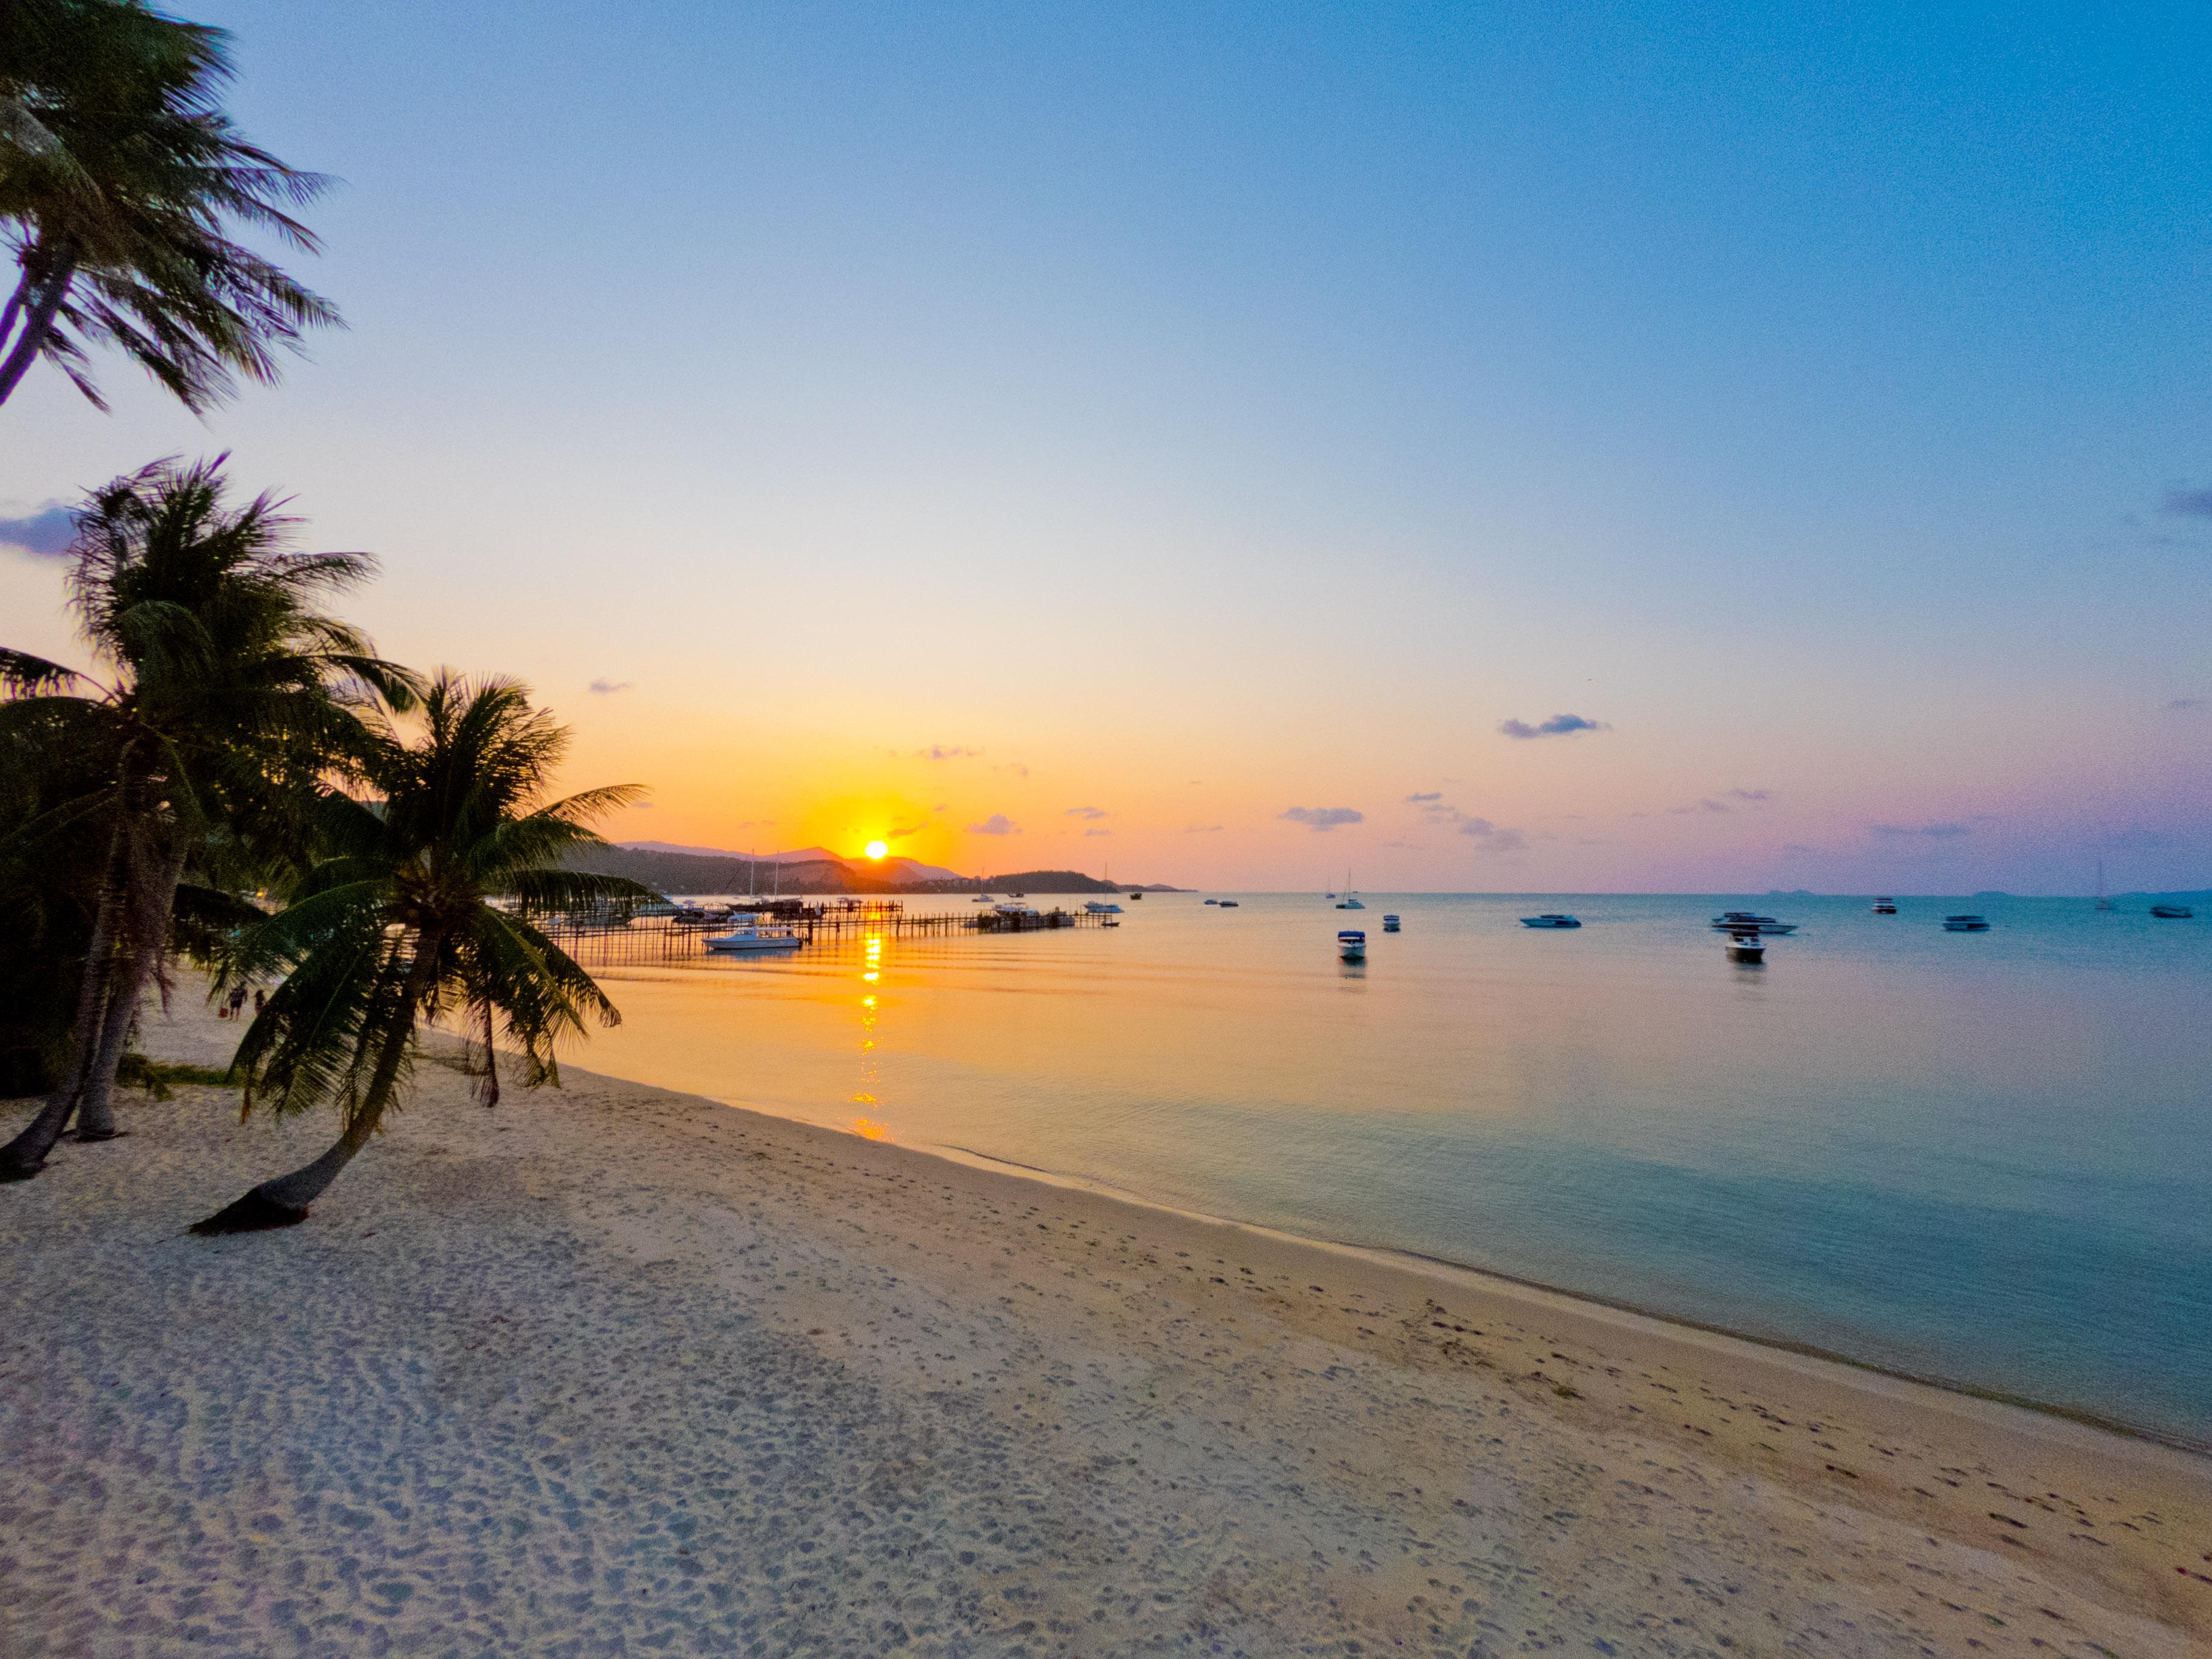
[0,0,339,410]
[192,674,649,1233]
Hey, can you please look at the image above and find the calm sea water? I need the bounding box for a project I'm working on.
[577,893,2212,1444]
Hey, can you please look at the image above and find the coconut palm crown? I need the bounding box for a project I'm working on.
[0,0,339,410]
[192,673,650,1233]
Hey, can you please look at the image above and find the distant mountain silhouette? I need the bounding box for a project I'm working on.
[577,845,1179,896]
[618,840,965,883]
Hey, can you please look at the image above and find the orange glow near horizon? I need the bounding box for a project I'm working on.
[864,839,889,860]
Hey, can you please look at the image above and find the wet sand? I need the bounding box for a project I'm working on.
[3,989,2208,1656]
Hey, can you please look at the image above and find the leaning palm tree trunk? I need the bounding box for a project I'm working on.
[73,830,188,1141]
[0,248,76,404]
[191,939,440,1234]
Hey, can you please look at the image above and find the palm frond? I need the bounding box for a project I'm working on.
[0,648,87,694]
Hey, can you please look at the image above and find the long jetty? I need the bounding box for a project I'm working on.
[533,899,1115,962]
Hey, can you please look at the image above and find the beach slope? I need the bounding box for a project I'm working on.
[4,992,2208,1655]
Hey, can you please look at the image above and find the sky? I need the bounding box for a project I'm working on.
[4,0,2208,892]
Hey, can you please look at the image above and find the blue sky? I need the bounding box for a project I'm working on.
[3,1,2207,890]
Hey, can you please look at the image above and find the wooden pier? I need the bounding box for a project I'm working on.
[532,900,1114,963]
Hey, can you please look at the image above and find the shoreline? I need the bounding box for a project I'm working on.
[6,986,2210,1654]
[932,1135,2212,1460]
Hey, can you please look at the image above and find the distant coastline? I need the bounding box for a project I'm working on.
[571,843,1181,896]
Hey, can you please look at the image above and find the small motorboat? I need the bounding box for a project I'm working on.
[1521,914,1581,929]
[1129,891,1143,900]
[1381,914,1401,932]
[1724,931,1766,965]
[1709,912,1798,935]
[1203,898,1218,905]
[1871,897,1897,914]
[1942,914,1991,932]
[1338,929,1367,962]
[1085,900,1123,914]
[2150,904,2195,919]
[1217,900,1240,908]
[704,925,803,953]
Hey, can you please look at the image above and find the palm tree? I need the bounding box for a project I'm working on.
[191,674,648,1234]
[0,456,413,1180]
[0,0,339,411]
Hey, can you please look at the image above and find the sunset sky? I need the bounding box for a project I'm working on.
[4,1,2208,892]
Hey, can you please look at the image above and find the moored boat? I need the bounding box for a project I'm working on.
[2149,903,2195,919]
[1724,931,1766,964]
[1382,914,1401,932]
[1520,914,1580,929]
[1217,899,1239,908]
[1338,929,1366,962]
[1085,900,1123,914]
[1942,914,1990,932]
[704,925,803,953]
[1710,911,1798,935]
[1870,897,1896,914]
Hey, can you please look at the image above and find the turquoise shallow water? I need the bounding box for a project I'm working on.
[582,892,2212,1444]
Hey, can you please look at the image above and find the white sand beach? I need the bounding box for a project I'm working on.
[4,988,2208,1657]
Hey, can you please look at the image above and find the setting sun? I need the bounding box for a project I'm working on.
[863,839,888,860]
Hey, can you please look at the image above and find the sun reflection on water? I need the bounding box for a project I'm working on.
[853,939,886,1138]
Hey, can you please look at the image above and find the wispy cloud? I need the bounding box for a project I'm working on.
[1064,805,1110,820]
[2161,485,2212,517]
[1084,827,1111,837]
[1404,791,1442,803]
[1185,823,1224,833]
[997,761,1030,778]
[1498,713,1609,740]
[0,504,75,558]
[1458,817,1529,853]
[1670,798,1733,815]
[1279,806,1363,832]
[588,677,633,695]
[920,744,982,761]
[2169,697,2204,711]
[1870,821,1971,840]
[966,813,1019,836]
[1726,787,1774,802]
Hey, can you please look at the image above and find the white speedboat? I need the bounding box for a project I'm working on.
[1520,914,1581,929]
[704,925,803,953]
[1338,929,1367,962]
[1381,914,1401,932]
[1709,912,1798,935]
[1870,897,1897,914]
[1724,932,1766,964]
[1085,900,1124,914]
[1941,914,1990,932]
